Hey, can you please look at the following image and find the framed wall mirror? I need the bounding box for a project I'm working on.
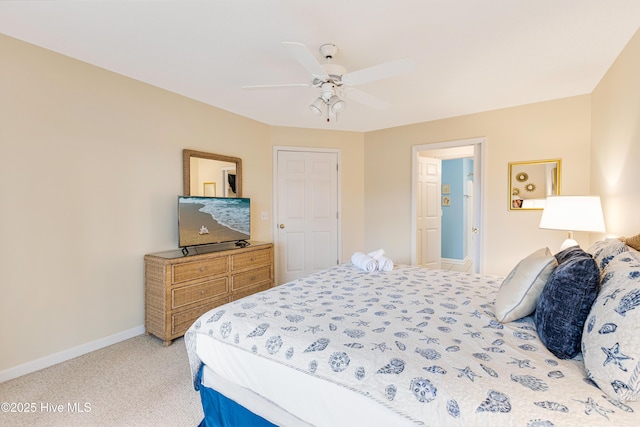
[183,149,242,197]
[509,159,561,210]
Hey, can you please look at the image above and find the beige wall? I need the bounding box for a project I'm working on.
[364,96,592,276]
[3,24,639,376]
[268,127,365,263]
[0,34,364,373]
[591,28,640,237]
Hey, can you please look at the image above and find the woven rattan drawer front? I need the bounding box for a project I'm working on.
[171,277,229,309]
[232,282,272,301]
[145,243,273,345]
[231,248,271,271]
[171,297,229,336]
[232,266,271,291]
[172,257,228,284]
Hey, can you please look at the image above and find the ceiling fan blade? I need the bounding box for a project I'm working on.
[343,87,391,110]
[342,57,414,86]
[282,42,329,80]
[242,83,311,90]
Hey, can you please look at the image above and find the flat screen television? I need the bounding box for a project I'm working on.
[178,196,250,251]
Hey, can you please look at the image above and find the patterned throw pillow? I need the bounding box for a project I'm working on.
[494,248,557,323]
[582,251,640,401]
[586,238,628,272]
[535,247,600,359]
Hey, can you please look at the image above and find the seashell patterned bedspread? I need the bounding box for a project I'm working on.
[186,264,640,426]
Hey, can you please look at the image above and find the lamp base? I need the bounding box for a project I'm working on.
[560,238,579,251]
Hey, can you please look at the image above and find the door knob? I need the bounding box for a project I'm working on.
[472,227,479,234]
[279,224,285,229]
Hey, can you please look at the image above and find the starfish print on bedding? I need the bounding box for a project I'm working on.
[354,320,370,327]
[464,330,483,339]
[420,336,439,344]
[508,358,535,369]
[455,366,480,382]
[602,343,632,371]
[305,325,322,334]
[371,342,389,352]
[574,397,614,419]
[251,311,268,320]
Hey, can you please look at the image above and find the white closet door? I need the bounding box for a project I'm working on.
[276,150,339,284]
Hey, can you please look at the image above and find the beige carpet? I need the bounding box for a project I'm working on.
[0,335,203,426]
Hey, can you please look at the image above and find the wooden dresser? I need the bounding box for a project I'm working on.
[144,242,274,345]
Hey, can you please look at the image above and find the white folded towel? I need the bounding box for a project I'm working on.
[351,252,377,272]
[367,249,385,259]
[367,249,394,271]
[376,255,394,272]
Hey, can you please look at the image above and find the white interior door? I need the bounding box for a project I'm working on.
[416,156,441,269]
[411,138,485,273]
[275,149,339,284]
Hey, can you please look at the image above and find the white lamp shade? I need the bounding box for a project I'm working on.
[539,196,605,233]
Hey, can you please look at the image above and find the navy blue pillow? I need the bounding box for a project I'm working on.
[554,245,585,265]
[535,247,600,359]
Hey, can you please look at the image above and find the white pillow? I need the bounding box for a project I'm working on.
[494,248,557,323]
[582,251,640,401]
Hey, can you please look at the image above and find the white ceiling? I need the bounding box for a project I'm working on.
[2,1,640,132]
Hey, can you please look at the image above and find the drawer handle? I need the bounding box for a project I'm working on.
[250,258,255,262]
[250,276,256,281]
[200,290,206,296]
[199,267,206,272]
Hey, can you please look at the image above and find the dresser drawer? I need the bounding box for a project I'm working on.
[145,242,273,345]
[172,257,228,284]
[231,248,271,271]
[232,282,272,301]
[171,297,229,336]
[172,277,228,309]
[231,266,271,291]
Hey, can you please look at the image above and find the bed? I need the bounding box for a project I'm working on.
[185,238,640,426]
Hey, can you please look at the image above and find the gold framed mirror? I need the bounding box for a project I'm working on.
[183,149,242,197]
[509,159,561,210]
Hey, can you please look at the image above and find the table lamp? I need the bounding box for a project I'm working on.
[539,196,605,250]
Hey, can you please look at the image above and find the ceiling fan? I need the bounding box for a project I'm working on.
[243,42,414,121]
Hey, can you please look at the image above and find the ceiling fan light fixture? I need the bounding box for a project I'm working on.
[329,95,346,114]
[309,97,325,115]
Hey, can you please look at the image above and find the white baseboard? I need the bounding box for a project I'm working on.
[441,257,467,265]
[0,325,145,383]
[441,257,472,272]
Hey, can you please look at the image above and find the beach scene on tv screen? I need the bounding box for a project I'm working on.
[179,197,250,246]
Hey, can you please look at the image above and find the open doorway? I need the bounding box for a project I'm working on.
[411,138,485,274]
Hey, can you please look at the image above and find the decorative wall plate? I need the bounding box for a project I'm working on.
[525,183,536,192]
[515,172,528,182]
[512,188,520,196]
